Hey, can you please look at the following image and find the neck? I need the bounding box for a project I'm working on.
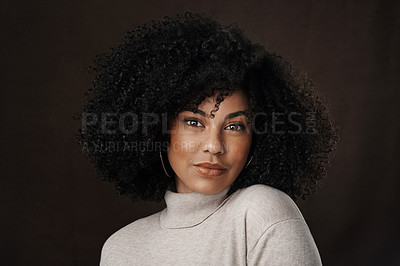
[160,186,231,229]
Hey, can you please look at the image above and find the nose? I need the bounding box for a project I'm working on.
[201,129,225,155]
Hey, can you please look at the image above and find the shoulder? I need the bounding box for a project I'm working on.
[228,185,321,264]
[100,212,161,263]
[229,184,304,227]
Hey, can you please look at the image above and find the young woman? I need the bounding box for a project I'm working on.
[76,12,338,265]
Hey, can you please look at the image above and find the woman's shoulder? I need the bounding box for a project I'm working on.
[101,211,161,259]
[229,184,304,225]
[229,185,321,265]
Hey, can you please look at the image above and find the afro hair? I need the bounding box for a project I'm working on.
[75,11,338,202]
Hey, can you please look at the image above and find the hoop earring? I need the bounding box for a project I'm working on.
[159,151,171,177]
[245,156,253,169]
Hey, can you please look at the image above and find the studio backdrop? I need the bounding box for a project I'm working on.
[2,1,399,265]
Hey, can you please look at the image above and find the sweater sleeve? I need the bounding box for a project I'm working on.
[247,218,322,266]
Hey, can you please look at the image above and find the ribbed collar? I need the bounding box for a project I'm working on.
[160,186,231,229]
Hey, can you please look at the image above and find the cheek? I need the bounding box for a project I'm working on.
[168,131,199,160]
[227,137,252,164]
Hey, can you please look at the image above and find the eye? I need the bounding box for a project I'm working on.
[183,119,204,127]
[225,123,245,131]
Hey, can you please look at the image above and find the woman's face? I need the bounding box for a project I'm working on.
[167,90,253,194]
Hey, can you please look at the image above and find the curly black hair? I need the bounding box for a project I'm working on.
[74,11,338,202]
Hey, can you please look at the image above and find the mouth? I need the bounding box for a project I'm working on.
[193,162,227,177]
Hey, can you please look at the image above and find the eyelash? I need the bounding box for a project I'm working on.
[183,119,246,131]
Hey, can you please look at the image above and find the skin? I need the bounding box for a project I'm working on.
[167,90,253,194]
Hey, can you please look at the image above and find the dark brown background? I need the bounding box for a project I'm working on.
[2,0,399,265]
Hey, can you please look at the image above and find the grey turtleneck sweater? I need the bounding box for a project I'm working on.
[100,184,322,265]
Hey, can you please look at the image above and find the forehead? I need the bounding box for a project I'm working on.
[197,90,249,113]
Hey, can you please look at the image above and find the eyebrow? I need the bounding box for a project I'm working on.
[185,108,249,120]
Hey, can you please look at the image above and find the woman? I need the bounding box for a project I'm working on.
[76,12,338,265]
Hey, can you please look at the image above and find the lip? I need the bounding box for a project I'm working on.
[193,162,227,177]
[193,162,227,170]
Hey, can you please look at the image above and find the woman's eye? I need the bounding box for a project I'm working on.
[225,124,245,131]
[184,119,203,127]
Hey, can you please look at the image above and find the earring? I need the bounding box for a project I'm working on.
[159,151,171,177]
[245,156,253,169]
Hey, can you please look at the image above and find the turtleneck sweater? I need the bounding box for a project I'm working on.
[100,184,322,265]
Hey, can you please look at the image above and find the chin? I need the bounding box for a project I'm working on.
[188,179,232,195]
